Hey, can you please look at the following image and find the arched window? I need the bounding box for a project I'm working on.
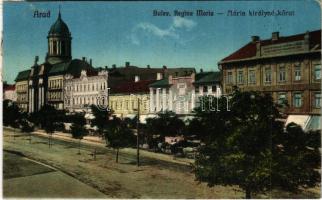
[53,41,57,55]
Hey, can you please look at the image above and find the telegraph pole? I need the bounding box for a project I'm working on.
[136,98,140,167]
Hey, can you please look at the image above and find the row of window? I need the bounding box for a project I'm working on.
[16,84,28,92]
[110,100,148,111]
[277,92,321,108]
[227,65,321,85]
[152,88,169,94]
[50,40,67,56]
[65,81,107,92]
[151,85,217,95]
[65,96,106,106]
[195,85,217,94]
[49,79,63,89]
[48,91,62,100]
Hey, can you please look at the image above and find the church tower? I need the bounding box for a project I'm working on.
[46,9,72,64]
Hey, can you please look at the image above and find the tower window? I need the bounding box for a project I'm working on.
[61,41,65,55]
[53,41,57,55]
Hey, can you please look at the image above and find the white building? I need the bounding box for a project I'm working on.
[149,71,222,116]
[64,68,108,112]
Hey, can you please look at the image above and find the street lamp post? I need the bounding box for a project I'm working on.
[136,98,140,167]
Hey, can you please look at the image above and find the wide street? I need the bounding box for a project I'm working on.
[3,128,320,198]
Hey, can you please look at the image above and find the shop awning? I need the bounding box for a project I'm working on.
[285,115,321,131]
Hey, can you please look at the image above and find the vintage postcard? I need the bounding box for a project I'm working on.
[2,0,321,199]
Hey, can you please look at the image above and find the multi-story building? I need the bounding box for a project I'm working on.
[149,72,195,115]
[64,68,108,112]
[15,70,30,111]
[46,58,96,110]
[219,30,321,130]
[193,71,222,108]
[149,71,222,116]
[15,10,103,112]
[3,83,17,102]
[109,78,154,121]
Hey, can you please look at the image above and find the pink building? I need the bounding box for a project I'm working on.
[3,84,17,101]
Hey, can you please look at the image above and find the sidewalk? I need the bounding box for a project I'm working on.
[4,151,107,198]
[5,127,194,166]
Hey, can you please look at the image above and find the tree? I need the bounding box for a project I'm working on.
[146,111,185,140]
[104,117,135,163]
[30,104,66,129]
[44,120,55,148]
[194,90,320,198]
[3,100,23,139]
[34,104,66,147]
[70,113,87,154]
[91,105,112,138]
[273,123,320,193]
[3,100,22,127]
[186,118,205,139]
[12,119,21,140]
[21,119,34,144]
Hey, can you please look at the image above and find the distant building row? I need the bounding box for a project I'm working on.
[12,11,221,121]
[10,10,321,129]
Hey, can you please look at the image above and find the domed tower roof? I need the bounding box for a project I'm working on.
[48,11,71,37]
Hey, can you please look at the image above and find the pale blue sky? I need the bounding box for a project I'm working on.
[3,1,321,84]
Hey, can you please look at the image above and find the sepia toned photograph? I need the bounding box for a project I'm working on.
[2,0,321,199]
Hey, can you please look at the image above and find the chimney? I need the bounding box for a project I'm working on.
[157,72,163,80]
[147,65,150,69]
[200,68,203,73]
[135,75,140,82]
[112,64,116,69]
[82,57,86,61]
[89,58,92,66]
[251,36,260,43]
[272,32,279,41]
[125,62,130,67]
[256,41,261,57]
[304,31,310,40]
[304,31,310,51]
[191,72,195,82]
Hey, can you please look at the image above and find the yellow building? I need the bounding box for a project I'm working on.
[109,79,153,121]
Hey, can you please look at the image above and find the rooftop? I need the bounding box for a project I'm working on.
[110,79,155,94]
[194,71,221,85]
[15,70,31,82]
[220,30,321,63]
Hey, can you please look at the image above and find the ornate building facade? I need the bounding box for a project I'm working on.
[219,30,321,115]
[64,69,108,112]
[15,10,105,112]
[149,71,222,116]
